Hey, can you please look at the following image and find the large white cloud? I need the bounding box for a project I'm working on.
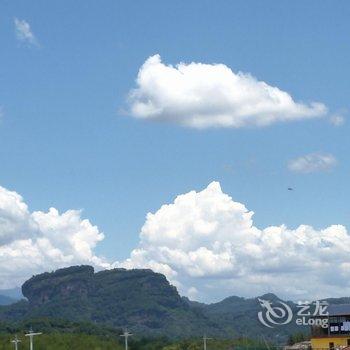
[2,183,350,303]
[127,55,327,129]
[0,186,109,289]
[121,182,350,302]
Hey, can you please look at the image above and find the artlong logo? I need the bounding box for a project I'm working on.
[258,298,293,328]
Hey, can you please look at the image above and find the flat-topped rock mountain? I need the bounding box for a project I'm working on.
[22,265,185,311]
[1,266,220,337]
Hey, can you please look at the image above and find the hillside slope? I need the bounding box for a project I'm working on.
[0,265,338,340]
[0,266,221,338]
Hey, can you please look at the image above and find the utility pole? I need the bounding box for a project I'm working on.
[203,335,212,350]
[120,329,132,350]
[25,329,42,350]
[11,335,21,350]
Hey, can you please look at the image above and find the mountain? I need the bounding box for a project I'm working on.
[0,265,336,341]
[0,265,222,338]
[198,293,308,342]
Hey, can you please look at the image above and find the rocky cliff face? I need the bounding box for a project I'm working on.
[22,265,184,310]
[22,265,94,306]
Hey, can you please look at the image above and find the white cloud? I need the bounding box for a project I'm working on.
[127,55,327,129]
[121,182,350,302]
[288,152,337,174]
[14,18,37,46]
[329,114,345,126]
[0,185,110,289]
[3,182,350,303]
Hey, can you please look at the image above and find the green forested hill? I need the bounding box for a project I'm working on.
[0,266,222,338]
[0,266,311,341]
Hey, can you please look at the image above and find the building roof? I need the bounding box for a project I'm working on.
[327,304,350,316]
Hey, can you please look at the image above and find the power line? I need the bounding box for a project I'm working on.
[25,329,42,350]
[203,335,213,350]
[11,335,21,350]
[120,329,132,350]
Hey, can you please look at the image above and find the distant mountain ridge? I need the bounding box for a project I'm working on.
[0,295,16,306]
[0,287,22,306]
[0,287,23,300]
[0,265,347,340]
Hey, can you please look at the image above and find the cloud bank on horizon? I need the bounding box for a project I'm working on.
[2,183,350,302]
[127,54,327,129]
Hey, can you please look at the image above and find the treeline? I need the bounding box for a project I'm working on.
[0,335,273,350]
[0,318,122,338]
[0,333,124,350]
[0,318,292,350]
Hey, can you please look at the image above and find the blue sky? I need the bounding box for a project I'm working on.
[1,1,350,301]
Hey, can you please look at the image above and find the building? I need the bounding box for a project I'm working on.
[311,304,350,350]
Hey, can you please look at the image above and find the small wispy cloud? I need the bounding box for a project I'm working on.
[288,152,337,174]
[14,18,38,46]
[329,113,345,127]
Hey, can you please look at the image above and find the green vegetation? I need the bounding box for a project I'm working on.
[161,337,272,350]
[0,266,223,338]
[0,318,123,338]
[0,329,274,350]
[287,332,310,345]
[0,317,280,349]
[0,266,311,342]
[0,333,123,350]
